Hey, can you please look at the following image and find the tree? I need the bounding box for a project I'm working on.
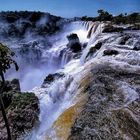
[128,13,139,24]
[113,14,126,24]
[97,9,113,21]
[0,43,19,140]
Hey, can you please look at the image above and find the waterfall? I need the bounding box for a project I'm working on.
[21,20,102,139]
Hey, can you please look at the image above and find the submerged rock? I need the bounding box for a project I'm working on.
[42,72,65,87]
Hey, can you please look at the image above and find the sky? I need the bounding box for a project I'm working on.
[0,0,139,17]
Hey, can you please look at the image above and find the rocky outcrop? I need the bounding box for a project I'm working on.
[67,33,82,53]
[0,80,39,140]
[42,72,64,87]
[69,61,140,140]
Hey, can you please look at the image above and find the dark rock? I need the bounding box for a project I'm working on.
[133,40,140,51]
[103,25,123,33]
[11,79,20,91]
[86,42,102,59]
[82,42,88,49]
[103,49,119,56]
[29,12,42,22]
[67,33,82,53]
[69,42,81,53]
[42,72,64,86]
[120,35,131,45]
[67,34,79,41]
[90,42,102,54]
[5,14,19,23]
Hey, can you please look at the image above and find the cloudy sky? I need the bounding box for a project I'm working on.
[0,0,139,17]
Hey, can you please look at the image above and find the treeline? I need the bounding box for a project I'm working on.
[0,11,61,23]
[81,10,140,24]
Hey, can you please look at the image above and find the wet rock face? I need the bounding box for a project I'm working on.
[67,33,82,53]
[0,80,39,140]
[69,62,140,140]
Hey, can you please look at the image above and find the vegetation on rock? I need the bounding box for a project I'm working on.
[0,43,19,140]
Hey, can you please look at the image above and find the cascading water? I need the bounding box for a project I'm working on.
[6,21,89,91]
[22,21,105,140]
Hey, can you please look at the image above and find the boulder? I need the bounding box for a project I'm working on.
[67,33,82,53]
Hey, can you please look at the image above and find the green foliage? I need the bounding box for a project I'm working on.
[112,13,140,24]
[81,10,140,25]
[6,92,38,111]
[97,9,113,21]
[0,43,18,76]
